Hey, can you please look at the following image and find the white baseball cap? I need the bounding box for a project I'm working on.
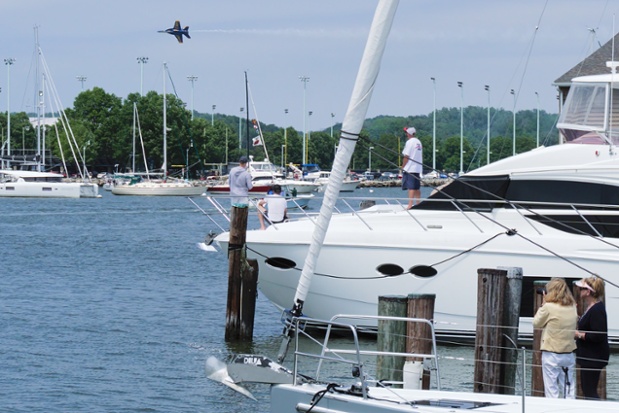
[404,126,416,135]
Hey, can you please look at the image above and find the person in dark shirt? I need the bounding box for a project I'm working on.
[574,276,610,399]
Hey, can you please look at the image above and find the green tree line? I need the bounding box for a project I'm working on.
[0,87,559,176]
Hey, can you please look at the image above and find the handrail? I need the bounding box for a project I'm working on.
[290,314,441,399]
[199,194,619,241]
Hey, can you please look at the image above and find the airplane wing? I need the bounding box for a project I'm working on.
[175,33,183,43]
[173,20,181,30]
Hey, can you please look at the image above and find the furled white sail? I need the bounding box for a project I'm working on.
[291,0,400,315]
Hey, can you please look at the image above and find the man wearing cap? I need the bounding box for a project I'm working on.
[229,156,253,207]
[257,184,288,230]
[401,126,423,208]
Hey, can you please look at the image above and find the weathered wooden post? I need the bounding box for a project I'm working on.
[406,293,435,389]
[225,206,257,341]
[531,280,546,397]
[239,259,259,339]
[474,268,507,394]
[377,295,407,387]
[499,267,523,395]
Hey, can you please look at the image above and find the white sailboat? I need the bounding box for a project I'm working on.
[112,63,204,197]
[0,27,99,198]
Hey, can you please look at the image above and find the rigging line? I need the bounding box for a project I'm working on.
[513,0,549,104]
[359,137,619,285]
[358,130,619,257]
[429,232,505,268]
[246,80,271,161]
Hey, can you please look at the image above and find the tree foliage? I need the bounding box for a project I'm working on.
[1,87,560,177]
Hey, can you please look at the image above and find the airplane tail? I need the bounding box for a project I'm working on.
[184,26,191,39]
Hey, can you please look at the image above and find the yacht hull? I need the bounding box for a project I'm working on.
[217,206,619,343]
[112,182,204,196]
[0,181,99,198]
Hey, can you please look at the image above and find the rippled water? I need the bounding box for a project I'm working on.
[1,187,616,412]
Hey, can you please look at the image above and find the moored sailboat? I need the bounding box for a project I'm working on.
[112,63,204,197]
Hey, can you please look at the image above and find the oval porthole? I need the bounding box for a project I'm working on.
[376,263,405,277]
[265,257,296,270]
[409,265,438,278]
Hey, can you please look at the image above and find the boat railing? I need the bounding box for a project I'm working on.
[198,194,619,239]
[290,314,440,399]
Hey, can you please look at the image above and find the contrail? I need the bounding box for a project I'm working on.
[191,28,363,39]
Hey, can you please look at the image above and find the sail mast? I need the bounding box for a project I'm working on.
[290,0,399,316]
[163,62,168,179]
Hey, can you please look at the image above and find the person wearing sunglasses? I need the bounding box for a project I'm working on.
[574,276,610,399]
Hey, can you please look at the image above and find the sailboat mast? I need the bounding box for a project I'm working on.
[163,62,167,179]
[290,0,399,316]
[132,102,136,173]
[245,71,250,158]
[34,26,42,172]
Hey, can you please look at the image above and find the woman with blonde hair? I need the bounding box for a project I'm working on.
[533,277,578,398]
[574,276,609,399]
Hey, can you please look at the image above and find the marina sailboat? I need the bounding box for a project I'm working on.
[112,63,204,197]
[0,28,99,198]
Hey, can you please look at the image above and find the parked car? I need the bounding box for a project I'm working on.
[379,172,398,181]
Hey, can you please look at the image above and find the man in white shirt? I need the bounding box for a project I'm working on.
[258,184,288,230]
[401,126,423,209]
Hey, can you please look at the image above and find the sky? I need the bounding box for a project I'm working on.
[2,0,619,132]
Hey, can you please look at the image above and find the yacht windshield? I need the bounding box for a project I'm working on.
[558,82,619,144]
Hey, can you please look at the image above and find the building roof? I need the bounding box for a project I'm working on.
[554,33,619,86]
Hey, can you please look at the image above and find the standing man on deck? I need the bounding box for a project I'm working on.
[401,126,423,209]
[229,156,253,207]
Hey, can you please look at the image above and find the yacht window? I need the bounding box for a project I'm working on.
[265,257,296,270]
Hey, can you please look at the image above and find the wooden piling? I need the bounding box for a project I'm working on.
[531,280,547,397]
[406,293,435,390]
[225,206,257,341]
[474,268,507,394]
[377,295,408,387]
[239,259,259,340]
[499,267,523,395]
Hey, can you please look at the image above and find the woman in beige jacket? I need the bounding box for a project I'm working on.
[533,277,578,398]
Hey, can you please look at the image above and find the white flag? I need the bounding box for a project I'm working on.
[252,135,263,146]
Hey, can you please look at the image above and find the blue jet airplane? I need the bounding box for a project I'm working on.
[159,20,190,43]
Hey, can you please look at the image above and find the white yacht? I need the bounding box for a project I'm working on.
[0,170,98,198]
[215,63,619,345]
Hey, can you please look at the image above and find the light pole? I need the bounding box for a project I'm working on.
[284,108,288,168]
[83,140,91,179]
[186,141,193,179]
[137,56,148,96]
[535,91,540,148]
[22,126,29,154]
[368,146,374,171]
[457,81,464,175]
[76,75,87,90]
[281,144,285,170]
[511,89,516,156]
[187,75,198,121]
[299,75,310,165]
[211,104,216,126]
[5,58,15,157]
[431,77,436,170]
[330,112,335,138]
[238,107,244,149]
[307,110,313,163]
[485,85,490,165]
